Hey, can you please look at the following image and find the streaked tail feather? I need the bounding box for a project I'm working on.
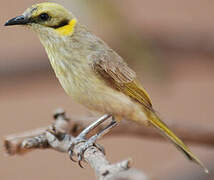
[149,112,208,173]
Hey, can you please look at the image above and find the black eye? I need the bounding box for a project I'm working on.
[39,13,50,21]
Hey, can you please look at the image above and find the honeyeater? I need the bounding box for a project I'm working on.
[5,2,208,172]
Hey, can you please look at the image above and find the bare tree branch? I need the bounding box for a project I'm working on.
[4,109,213,179]
[4,110,214,157]
[3,109,148,180]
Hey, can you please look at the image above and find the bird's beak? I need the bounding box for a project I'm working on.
[4,15,30,26]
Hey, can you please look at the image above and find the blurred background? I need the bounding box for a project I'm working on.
[1,0,214,179]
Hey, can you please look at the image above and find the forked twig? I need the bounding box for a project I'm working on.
[4,109,148,180]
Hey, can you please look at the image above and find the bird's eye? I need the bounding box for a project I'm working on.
[39,13,50,21]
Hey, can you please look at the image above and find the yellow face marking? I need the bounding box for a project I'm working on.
[55,19,77,36]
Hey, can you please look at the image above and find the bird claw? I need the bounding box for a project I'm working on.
[67,114,114,168]
[68,136,105,168]
[68,148,77,162]
[77,153,84,168]
[68,136,86,163]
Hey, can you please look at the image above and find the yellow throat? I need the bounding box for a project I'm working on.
[55,19,77,36]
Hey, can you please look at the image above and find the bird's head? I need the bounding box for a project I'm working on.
[5,2,77,36]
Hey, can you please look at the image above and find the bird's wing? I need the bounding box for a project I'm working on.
[90,50,208,172]
[90,49,153,110]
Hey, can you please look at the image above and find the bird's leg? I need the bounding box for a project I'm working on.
[68,114,113,164]
[78,114,112,138]
[76,119,118,167]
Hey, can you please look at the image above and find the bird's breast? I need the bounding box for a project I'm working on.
[45,47,105,105]
[39,33,141,117]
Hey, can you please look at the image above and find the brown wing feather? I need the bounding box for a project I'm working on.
[91,49,153,110]
[91,50,208,172]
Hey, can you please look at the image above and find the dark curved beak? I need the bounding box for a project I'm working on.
[4,15,29,26]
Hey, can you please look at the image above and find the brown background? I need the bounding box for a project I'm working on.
[1,0,214,179]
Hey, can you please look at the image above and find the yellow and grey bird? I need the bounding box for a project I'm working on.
[5,2,208,172]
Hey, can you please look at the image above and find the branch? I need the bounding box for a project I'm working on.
[3,109,148,180]
[45,131,146,180]
[4,109,212,179]
[5,111,214,156]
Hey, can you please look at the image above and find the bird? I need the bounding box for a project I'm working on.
[5,2,208,172]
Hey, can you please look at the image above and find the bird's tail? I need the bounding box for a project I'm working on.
[148,112,208,173]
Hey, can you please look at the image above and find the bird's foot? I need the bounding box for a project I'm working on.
[67,114,117,168]
[68,134,104,168]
